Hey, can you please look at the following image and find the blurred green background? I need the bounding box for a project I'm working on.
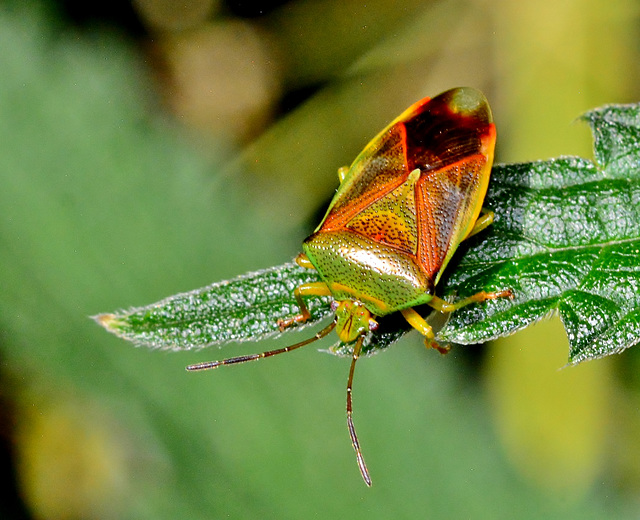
[1,0,640,518]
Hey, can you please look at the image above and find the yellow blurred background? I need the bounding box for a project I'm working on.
[1,0,639,518]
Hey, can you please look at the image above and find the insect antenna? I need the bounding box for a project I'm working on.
[186,321,336,371]
[346,334,372,486]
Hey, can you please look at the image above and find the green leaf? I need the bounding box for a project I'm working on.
[95,261,411,357]
[97,102,640,364]
[95,262,332,348]
[440,103,640,364]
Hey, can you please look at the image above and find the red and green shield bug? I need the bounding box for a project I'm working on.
[187,87,513,486]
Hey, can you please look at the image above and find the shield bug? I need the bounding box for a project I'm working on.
[187,87,513,486]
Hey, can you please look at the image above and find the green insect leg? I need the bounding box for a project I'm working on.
[400,308,450,354]
[428,289,513,314]
[401,286,513,354]
[465,208,494,239]
[277,281,332,331]
[294,252,315,270]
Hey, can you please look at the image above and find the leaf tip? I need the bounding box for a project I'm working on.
[92,313,125,332]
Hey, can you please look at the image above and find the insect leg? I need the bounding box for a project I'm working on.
[465,208,494,239]
[186,321,336,371]
[277,282,332,331]
[294,253,315,270]
[428,289,514,313]
[400,308,434,340]
[346,335,372,486]
[400,308,450,354]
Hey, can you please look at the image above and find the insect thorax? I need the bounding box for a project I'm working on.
[302,230,434,316]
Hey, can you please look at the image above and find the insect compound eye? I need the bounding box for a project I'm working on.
[330,300,339,312]
[368,319,379,332]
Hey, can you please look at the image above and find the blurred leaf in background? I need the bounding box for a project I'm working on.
[1,0,640,519]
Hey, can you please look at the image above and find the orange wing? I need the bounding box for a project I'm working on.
[315,88,495,283]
